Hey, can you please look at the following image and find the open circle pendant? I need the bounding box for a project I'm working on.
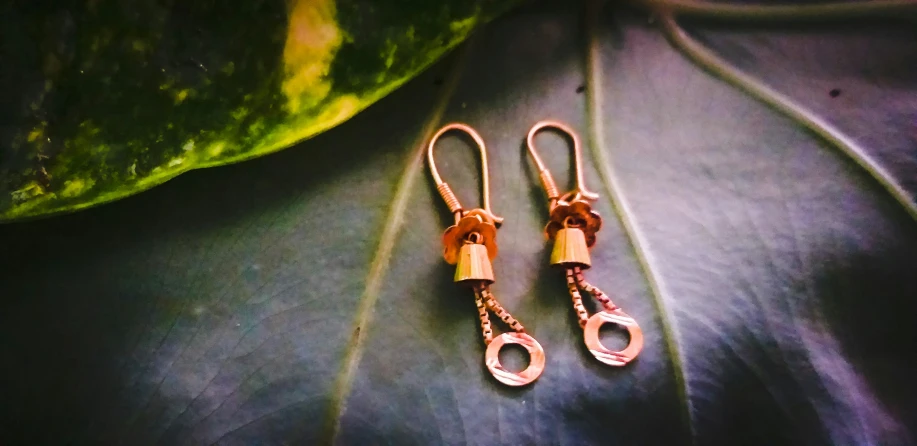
[484,332,546,386]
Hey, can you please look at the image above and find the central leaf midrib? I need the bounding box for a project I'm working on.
[321,42,474,444]
[584,0,695,439]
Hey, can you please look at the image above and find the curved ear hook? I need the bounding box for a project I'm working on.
[428,123,504,225]
[526,120,600,207]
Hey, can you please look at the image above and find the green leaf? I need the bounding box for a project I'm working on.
[0,0,519,221]
[2,0,916,444]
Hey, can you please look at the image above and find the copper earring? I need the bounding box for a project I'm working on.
[428,123,545,386]
[526,120,643,366]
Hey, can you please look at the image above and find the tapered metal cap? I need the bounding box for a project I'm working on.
[550,227,591,268]
[455,243,495,284]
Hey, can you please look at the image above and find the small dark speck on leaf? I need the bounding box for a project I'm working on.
[829,88,841,98]
[576,85,585,93]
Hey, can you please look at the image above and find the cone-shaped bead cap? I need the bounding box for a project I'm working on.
[550,228,591,268]
[455,243,495,284]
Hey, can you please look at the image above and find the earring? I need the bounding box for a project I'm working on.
[428,123,546,386]
[525,120,643,366]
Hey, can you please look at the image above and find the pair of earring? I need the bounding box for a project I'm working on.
[427,121,644,387]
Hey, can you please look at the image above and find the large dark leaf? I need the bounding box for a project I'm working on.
[2,0,916,444]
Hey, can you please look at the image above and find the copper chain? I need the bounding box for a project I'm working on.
[472,286,525,345]
[573,267,617,312]
[473,293,494,345]
[480,287,526,333]
[566,266,618,328]
[565,268,589,328]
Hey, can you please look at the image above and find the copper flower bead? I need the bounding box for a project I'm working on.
[442,212,498,265]
[544,200,602,247]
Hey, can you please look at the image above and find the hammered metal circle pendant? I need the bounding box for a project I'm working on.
[584,309,644,366]
[484,332,546,386]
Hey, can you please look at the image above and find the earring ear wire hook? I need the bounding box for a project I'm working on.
[526,120,599,208]
[428,123,504,225]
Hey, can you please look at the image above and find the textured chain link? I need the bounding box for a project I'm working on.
[565,268,590,328]
[479,287,525,333]
[573,266,617,312]
[474,292,494,345]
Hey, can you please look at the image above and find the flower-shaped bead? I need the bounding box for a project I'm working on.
[544,199,602,248]
[442,211,498,264]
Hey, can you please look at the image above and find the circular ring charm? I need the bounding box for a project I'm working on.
[484,332,546,386]
[584,309,643,366]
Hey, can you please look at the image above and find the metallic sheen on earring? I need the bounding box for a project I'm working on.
[428,123,546,386]
[526,120,643,366]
